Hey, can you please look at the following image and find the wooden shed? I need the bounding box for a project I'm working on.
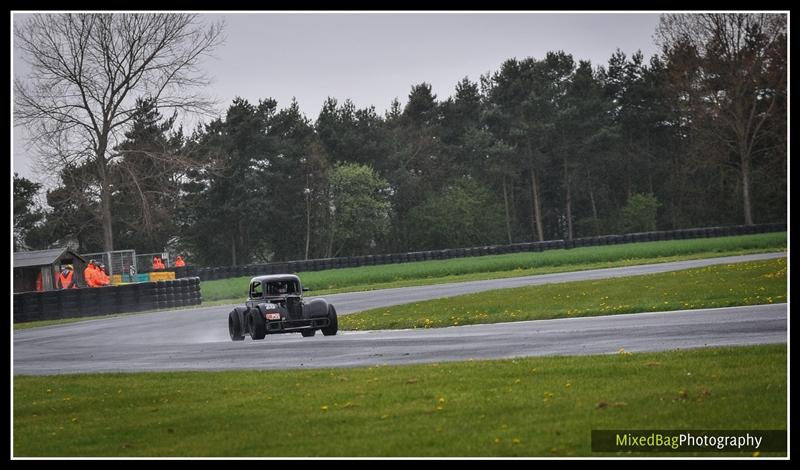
[13,248,87,293]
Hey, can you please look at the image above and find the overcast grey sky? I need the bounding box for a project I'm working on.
[12,12,662,185]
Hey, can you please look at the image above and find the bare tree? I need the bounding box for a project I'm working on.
[656,13,786,225]
[14,13,225,250]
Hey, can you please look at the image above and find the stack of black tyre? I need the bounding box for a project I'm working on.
[138,282,156,311]
[99,286,117,315]
[153,280,171,309]
[152,277,202,310]
[40,290,61,319]
[60,288,81,318]
[115,283,139,313]
[182,277,202,306]
[79,288,101,317]
[17,291,42,322]
[13,292,24,322]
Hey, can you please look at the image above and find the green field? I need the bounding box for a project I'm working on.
[13,344,786,457]
[200,233,786,302]
[341,257,787,330]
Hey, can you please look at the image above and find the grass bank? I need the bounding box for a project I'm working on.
[201,233,786,302]
[13,344,786,457]
[340,258,787,330]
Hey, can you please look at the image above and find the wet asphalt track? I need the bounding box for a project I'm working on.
[13,253,787,375]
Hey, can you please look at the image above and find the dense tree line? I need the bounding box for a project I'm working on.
[14,13,786,266]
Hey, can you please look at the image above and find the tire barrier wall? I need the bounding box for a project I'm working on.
[13,277,202,324]
[175,223,786,282]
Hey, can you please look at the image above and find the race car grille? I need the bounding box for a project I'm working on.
[286,297,303,320]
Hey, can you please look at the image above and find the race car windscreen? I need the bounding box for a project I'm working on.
[265,280,300,296]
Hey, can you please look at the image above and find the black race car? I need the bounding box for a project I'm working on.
[227,274,338,341]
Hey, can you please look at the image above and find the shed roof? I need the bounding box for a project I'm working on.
[13,248,86,268]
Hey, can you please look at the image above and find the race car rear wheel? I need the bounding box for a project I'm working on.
[249,308,267,340]
[228,309,245,341]
[301,329,316,337]
[321,305,338,336]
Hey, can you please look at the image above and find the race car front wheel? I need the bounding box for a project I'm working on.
[229,309,245,341]
[321,305,338,336]
[249,308,267,340]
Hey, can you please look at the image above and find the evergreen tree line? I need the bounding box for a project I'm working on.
[14,14,786,266]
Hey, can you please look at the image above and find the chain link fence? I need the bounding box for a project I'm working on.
[80,250,136,277]
[135,252,171,273]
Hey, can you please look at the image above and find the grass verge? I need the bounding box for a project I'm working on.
[13,344,786,457]
[340,258,787,330]
[201,233,786,302]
